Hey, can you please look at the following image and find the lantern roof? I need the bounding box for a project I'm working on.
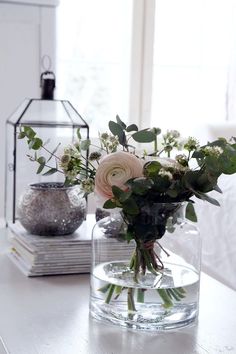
[7,98,88,129]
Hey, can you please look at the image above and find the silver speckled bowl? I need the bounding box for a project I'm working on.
[17,182,86,236]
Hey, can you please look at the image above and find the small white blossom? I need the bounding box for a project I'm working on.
[100,132,119,152]
[81,178,95,193]
[159,168,173,180]
[100,132,109,140]
[89,151,102,161]
[184,137,200,151]
[163,130,180,140]
[64,170,78,179]
[175,154,188,167]
[204,146,223,157]
[60,154,71,168]
[169,130,180,139]
[63,145,80,157]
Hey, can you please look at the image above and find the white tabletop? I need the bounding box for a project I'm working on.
[0,228,236,354]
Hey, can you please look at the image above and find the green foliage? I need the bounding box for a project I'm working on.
[18,120,236,233]
[143,161,162,179]
[126,124,138,132]
[108,121,126,146]
[47,143,61,162]
[19,126,42,150]
[36,156,46,174]
[132,130,156,143]
[126,178,153,195]
[21,126,36,139]
[28,137,43,150]
[122,198,139,215]
[80,139,91,151]
[76,128,81,140]
[42,168,58,176]
[186,202,197,222]
[108,118,158,149]
[116,115,126,129]
[19,119,236,312]
[112,185,132,202]
[103,199,117,209]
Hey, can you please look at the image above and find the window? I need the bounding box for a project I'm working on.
[151,0,236,135]
[56,0,133,135]
[56,0,236,136]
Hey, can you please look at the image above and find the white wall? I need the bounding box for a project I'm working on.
[0,0,57,222]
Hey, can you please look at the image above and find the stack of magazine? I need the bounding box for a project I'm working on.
[7,216,94,277]
[7,215,135,277]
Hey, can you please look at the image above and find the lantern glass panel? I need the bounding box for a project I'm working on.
[5,98,89,224]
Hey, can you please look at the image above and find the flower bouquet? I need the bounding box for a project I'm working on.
[19,116,236,330]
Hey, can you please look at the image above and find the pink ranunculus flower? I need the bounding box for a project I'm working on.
[95,151,144,200]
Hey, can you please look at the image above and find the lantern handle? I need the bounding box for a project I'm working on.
[40,71,56,100]
[41,55,52,71]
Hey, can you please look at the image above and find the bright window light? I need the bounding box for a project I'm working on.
[56,0,133,135]
[151,0,236,136]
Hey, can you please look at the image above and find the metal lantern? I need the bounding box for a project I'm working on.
[5,71,89,225]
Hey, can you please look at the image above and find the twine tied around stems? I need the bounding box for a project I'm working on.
[142,240,170,272]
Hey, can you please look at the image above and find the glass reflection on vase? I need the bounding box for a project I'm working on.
[90,203,201,331]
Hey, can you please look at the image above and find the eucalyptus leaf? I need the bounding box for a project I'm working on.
[109,121,127,146]
[36,163,45,174]
[122,198,139,215]
[132,130,156,143]
[126,124,138,132]
[103,199,117,209]
[166,189,178,198]
[37,156,46,165]
[111,185,131,202]
[117,130,127,146]
[129,178,153,195]
[116,115,126,129]
[28,138,43,150]
[150,127,161,136]
[77,128,81,140]
[186,202,197,222]
[194,191,220,206]
[213,184,222,193]
[143,161,161,178]
[47,143,61,162]
[23,126,36,139]
[192,150,204,159]
[109,120,124,137]
[64,177,73,187]
[42,168,58,176]
[81,139,91,151]
[18,132,26,139]
[219,154,236,174]
[112,185,124,199]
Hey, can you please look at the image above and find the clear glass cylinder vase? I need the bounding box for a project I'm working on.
[90,203,201,331]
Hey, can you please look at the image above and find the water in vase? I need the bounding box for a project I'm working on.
[90,260,199,331]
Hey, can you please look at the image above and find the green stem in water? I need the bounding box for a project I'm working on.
[137,289,145,303]
[176,287,186,294]
[97,283,111,294]
[157,289,173,309]
[127,288,136,312]
[114,285,123,299]
[167,289,181,302]
[105,284,115,304]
